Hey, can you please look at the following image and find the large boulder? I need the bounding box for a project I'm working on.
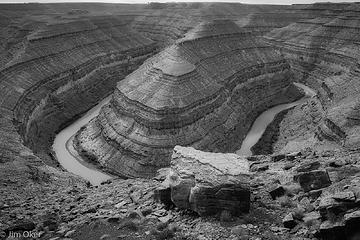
[157,146,251,217]
[294,170,331,192]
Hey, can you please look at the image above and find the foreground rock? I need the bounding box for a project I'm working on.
[316,182,360,240]
[156,146,251,217]
[294,170,331,192]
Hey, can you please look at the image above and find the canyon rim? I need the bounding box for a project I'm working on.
[1,1,360,240]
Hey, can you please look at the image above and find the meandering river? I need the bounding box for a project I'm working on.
[52,83,316,185]
[236,82,316,156]
[52,96,112,185]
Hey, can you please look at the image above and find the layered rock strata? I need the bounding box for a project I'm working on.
[0,16,157,165]
[75,19,300,178]
[155,146,250,217]
[265,3,360,152]
[0,2,335,170]
[251,108,291,155]
[130,3,311,44]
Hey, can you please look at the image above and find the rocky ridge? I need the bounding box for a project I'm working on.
[2,2,360,240]
[74,19,301,178]
[0,2,319,173]
[264,2,360,153]
[2,145,360,240]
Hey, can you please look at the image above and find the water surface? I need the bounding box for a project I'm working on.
[236,83,316,156]
[52,96,112,185]
[53,83,315,185]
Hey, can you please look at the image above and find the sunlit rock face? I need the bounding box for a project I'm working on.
[75,19,300,178]
[157,146,251,217]
[264,3,360,151]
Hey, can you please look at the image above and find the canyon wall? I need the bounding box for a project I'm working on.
[74,20,301,178]
[0,3,312,167]
[265,2,360,152]
[0,16,157,166]
[2,2,358,182]
[130,3,308,43]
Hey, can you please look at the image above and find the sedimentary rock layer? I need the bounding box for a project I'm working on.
[265,3,360,152]
[0,16,157,165]
[75,19,301,178]
[0,2,321,169]
[2,1,358,181]
[156,146,250,217]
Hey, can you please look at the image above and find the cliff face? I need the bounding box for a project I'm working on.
[2,2,359,179]
[265,3,360,152]
[129,3,309,45]
[0,2,315,185]
[74,20,299,178]
[0,16,157,166]
[0,2,316,168]
[3,3,360,240]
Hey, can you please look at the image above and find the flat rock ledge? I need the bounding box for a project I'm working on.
[155,146,251,217]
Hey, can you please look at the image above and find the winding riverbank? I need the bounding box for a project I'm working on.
[52,96,113,185]
[52,82,316,185]
[236,82,316,156]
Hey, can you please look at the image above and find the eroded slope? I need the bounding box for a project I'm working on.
[265,2,360,153]
[74,20,301,178]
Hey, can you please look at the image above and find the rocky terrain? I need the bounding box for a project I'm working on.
[1,2,360,240]
[265,2,360,153]
[74,19,302,178]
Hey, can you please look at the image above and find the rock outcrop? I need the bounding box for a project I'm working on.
[265,2,360,153]
[0,16,157,166]
[75,19,300,177]
[155,146,250,217]
[2,3,360,240]
[0,2,317,173]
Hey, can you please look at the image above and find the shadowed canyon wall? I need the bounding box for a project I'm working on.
[1,2,360,182]
[74,20,302,178]
[1,16,157,166]
[0,3,307,167]
[265,2,360,152]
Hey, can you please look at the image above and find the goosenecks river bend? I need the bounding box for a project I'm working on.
[52,82,316,185]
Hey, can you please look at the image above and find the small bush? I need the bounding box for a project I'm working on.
[219,210,232,222]
[326,211,338,223]
[118,220,138,231]
[151,223,177,240]
[242,214,256,224]
[156,222,168,231]
[304,218,320,231]
[278,196,296,208]
[155,228,175,240]
[283,184,302,196]
[292,208,305,220]
[26,165,50,182]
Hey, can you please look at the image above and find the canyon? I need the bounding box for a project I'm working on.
[1,2,360,240]
[74,19,302,178]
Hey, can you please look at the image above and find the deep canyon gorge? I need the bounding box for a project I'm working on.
[1,2,360,240]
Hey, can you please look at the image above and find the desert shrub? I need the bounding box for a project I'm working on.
[299,197,314,212]
[238,213,258,224]
[219,210,232,222]
[304,218,320,231]
[118,219,138,231]
[151,223,177,240]
[278,196,296,208]
[283,183,302,196]
[26,164,50,182]
[292,208,305,220]
[326,211,338,223]
[156,222,168,231]
[155,228,175,240]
